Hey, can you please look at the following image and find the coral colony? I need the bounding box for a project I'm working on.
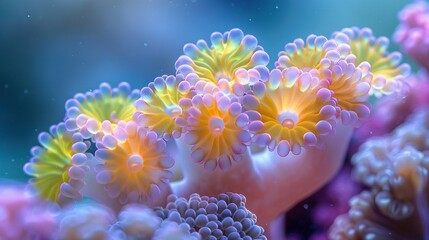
[5,1,429,239]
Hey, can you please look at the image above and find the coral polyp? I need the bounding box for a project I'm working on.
[23,123,90,204]
[175,28,269,93]
[183,92,251,171]
[65,82,139,139]
[332,27,410,96]
[94,121,174,204]
[275,34,350,74]
[134,75,193,140]
[243,67,337,156]
[321,60,372,126]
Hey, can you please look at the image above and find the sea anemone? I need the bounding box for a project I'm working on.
[175,28,269,95]
[64,82,139,140]
[275,34,350,75]
[320,60,372,126]
[242,67,337,156]
[134,74,194,140]
[154,193,267,239]
[394,0,429,72]
[94,121,174,205]
[182,91,251,170]
[332,27,410,96]
[23,122,90,205]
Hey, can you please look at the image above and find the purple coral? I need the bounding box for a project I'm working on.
[154,193,267,240]
[330,108,429,239]
[394,0,429,72]
[0,185,58,240]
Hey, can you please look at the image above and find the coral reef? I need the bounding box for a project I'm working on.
[20,25,412,238]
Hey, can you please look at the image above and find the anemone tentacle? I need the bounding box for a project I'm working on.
[332,27,410,96]
[64,82,139,140]
[175,28,269,95]
[23,122,91,205]
[134,75,194,140]
[242,67,337,157]
[181,91,251,171]
[94,121,174,204]
[275,34,351,76]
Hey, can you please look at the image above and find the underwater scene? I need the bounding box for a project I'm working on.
[1,0,429,239]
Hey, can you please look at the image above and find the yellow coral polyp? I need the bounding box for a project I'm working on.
[24,123,89,204]
[184,93,251,170]
[244,68,337,156]
[175,28,269,88]
[65,82,139,138]
[134,75,192,139]
[95,122,174,204]
[332,27,410,96]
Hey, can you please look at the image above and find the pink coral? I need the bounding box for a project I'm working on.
[0,184,58,240]
[394,0,429,72]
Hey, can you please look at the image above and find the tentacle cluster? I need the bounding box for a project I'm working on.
[332,27,410,96]
[183,92,251,171]
[275,34,351,75]
[394,0,429,72]
[134,74,194,140]
[64,82,139,140]
[330,108,429,239]
[321,60,372,126]
[175,28,269,95]
[23,122,91,205]
[242,67,337,156]
[94,121,174,204]
[154,193,267,240]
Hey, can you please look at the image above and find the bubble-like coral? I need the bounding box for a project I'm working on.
[320,60,372,126]
[275,34,350,75]
[23,122,90,204]
[0,185,58,240]
[182,92,251,171]
[154,193,267,240]
[64,82,139,140]
[175,28,269,94]
[332,27,410,96]
[58,203,116,240]
[242,67,337,156]
[94,121,174,204]
[134,75,193,140]
[394,0,429,72]
[330,109,429,240]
